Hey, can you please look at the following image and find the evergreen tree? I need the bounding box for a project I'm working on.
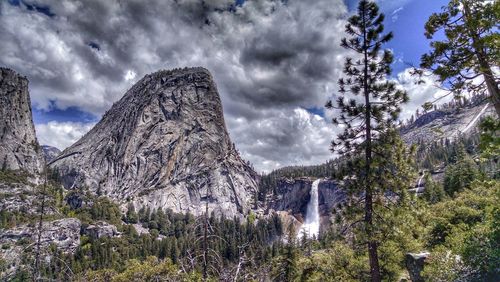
[125,203,138,224]
[325,1,408,280]
[420,0,500,116]
[443,145,481,196]
[422,173,446,204]
[273,226,298,282]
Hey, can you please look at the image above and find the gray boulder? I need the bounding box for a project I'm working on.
[406,252,430,282]
[84,221,121,239]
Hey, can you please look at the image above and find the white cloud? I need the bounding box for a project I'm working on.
[35,121,96,150]
[0,0,351,172]
[228,107,336,173]
[396,68,452,121]
[391,7,404,22]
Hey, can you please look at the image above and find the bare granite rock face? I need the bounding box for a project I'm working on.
[401,101,494,144]
[0,68,44,176]
[50,67,258,217]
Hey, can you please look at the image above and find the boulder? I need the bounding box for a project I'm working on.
[405,252,430,282]
[84,221,121,239]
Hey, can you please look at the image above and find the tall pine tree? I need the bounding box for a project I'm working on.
[326,1,408,280]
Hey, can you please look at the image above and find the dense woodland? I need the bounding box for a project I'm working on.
[0,0,499,281]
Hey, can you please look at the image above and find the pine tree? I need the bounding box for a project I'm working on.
[420,0,500,116]
[326,1,408,280]
[443,145,481,196]
[422,173,446,204]
[273,226,298,282]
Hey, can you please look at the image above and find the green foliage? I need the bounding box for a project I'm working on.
[443,145,481,196]
[421,246,471,282]
[125,203,138,224]
[0,169,29,185]
[420,0,500,115]
[64,195,122,225]
[272,227,299,282]
[84,256,200,282]
[0,209,31,229]
[479,116,500,163]
[422,173,446,204]
[297,242,367,282]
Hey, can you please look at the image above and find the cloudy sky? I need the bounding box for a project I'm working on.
[0,0,449,172]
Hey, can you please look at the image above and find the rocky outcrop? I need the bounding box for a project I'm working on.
[42,145,61,163]
[83,221,121,239]
[405,252,430,282]
[0,68,44,176]
[0,218,81,276]
[50,67,258,217]
[38,218,81,252]
[0,181,37,213]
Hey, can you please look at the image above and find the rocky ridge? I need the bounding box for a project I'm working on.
[0,68,44,176]
[50,67,258,217]
[41,145,61,163]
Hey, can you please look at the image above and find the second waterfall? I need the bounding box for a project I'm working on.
[298,179,321,239]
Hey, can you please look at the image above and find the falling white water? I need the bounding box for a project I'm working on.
[417,173,425,187]
[298,179,321,239]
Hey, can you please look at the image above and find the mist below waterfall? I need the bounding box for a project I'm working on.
[298,179,321,239]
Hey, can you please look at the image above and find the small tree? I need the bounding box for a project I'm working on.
[420,0,500,116]
[326,1,409,280]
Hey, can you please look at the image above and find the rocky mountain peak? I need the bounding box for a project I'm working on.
[0,67,44,176]
[50,67,258,217]
[42,145,61,163]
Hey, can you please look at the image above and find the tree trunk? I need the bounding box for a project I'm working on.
[34,169,47,281]
[477,56,500,117]
[362,6,381,282]
[203,202,208,282]
[463,1,500,117]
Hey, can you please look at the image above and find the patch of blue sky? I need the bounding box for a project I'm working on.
[8,0,55,17]
[33,106,98,124]
[306,107,325,118]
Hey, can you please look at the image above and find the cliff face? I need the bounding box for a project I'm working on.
[50,67,258,217]
[0,68,44,175]
[270,177,344,217]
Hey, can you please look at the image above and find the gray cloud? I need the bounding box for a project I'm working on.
[36,121,96,149]
[0,0,361,172]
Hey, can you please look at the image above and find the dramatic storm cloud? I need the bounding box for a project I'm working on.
[0,0,441,172]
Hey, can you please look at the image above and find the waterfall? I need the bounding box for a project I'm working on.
[417,173,425,187]
[298,179,321,239]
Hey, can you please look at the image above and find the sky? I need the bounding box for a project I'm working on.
[0,0,450,172]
